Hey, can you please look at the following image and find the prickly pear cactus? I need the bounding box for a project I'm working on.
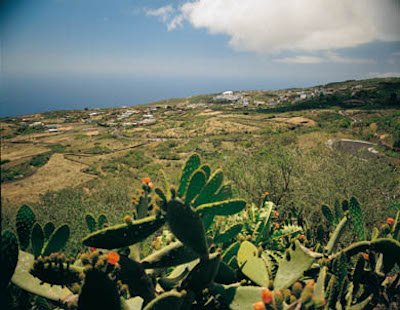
[85,214,97,233]
[16,204,36,250]
[349,196,366,241]
[166,199,209,258]
[180,253,221,292]
[177,153,201,197]
[274,241,322,289]
[82,215,165,249]
[78,269,121,310]
[30,253,82,286]
[0,230,19,289]
[42,224,70,256]
[237,241,270,287]
[192,169,224,207]
[31,223,44,258]
[141,241,198,269]
[43,222,55,240]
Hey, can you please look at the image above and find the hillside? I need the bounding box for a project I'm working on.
[1,77,400,309]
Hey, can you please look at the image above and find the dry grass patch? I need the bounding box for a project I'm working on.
[1,143,50,161]
[1,153,94,204]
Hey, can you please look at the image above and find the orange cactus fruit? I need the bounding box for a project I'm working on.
[141,177,151,184]
[107,252,120,265]
[386,217,395,226]
[253,301,266,310]
[261,289,274,304]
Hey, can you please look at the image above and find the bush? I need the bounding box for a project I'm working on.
[29,152,52,167]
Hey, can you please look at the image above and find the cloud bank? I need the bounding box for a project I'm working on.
[149,0,400,53]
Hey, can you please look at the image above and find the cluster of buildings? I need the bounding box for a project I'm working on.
[210,83,369,109]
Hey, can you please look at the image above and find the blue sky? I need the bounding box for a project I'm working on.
[1,0,400,116]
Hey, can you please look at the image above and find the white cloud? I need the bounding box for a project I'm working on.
[172,0,400,53]
[145,5,184,31]
[275,56,324,64]
[145,5,174,22]
[275,52,374,64]
[167,15,184,31]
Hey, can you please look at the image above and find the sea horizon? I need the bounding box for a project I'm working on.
[1,74,367,118]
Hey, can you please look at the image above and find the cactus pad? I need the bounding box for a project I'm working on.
[141,241,198,269]
[16,205,36,250]
[0,230,19,289]
[237,241,269,287]
[42,224,70,256]
[83,215,165,249]
[166,199,208,257]
[196,199,246,217]
[177,153,201,197]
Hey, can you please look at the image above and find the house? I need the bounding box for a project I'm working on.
[222,90,234,96]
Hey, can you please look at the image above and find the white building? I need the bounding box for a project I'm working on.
[222,90,233,96]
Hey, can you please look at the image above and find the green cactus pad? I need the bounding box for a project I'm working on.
[214,260,237,284]
[192,169,224,207]
[177,153,201,197]
[185,169,207,205]
[166,199,208,257]
[322,205,334,223]
[143,290,186,310]
[196,199,246,217]
[325,216,348,254]
[222,241,240,264]
[85,214,97,232]
[0,230,19,289]
[200,164,211,180]
[16,205,36,250]
[209,183,233,203]
[181,253,221,292]
[237,241,269,287]
[97,214,108,229]
[141,241,198,269]
[78,269,121,310]
[11,251,72,301]
[274,241,322,289]
[31,223,44,258]
[42,224,70,256]
[215,224,243,244]
[334,199,343,224]
[30,258,83,286]
[118,255,155,304]
[312,266,327,307]
[158,266,191,290]
[43,222,55,240]
[83,215,165,249]
[349,197,366,241]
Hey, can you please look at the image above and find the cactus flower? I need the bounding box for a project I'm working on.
[274,223,280,229]
[253,301,265,310]
[107,252,120,265]
[298,234,306,240]
[88,247,97,252]
[274,211,279,217]
[141,177,151,184]
[261,289,273,304]
[386,217,395,226]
